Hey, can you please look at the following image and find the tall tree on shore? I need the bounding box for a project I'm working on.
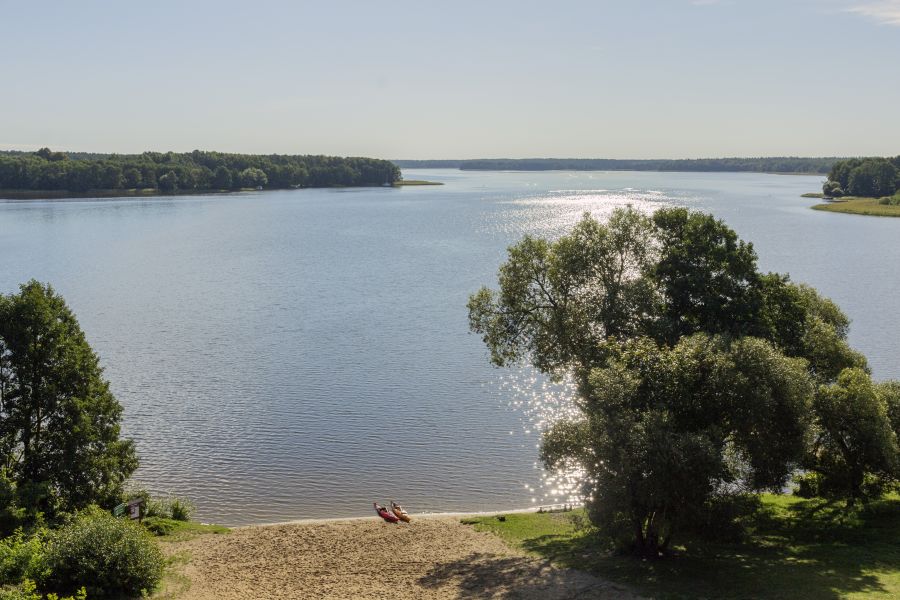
[469,207,896,557]
[0,281,138,519]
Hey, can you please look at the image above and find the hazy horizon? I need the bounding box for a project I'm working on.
[2,0,899,159]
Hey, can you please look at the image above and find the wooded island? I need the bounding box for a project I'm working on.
[0,149,401,196]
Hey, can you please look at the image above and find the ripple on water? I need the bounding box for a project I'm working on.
[1,171,895,525]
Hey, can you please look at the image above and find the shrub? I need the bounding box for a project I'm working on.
[793,472,821,498]
[680,494,763,543]
[0,530,46,585]
[139,494,194,522]
[40,509,163,598]
[822,180,844,198]
[141,517,175,537]
[168,498,194,522]
[0,579,85,600]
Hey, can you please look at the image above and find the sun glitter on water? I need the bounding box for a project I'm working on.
[487,367,588,506]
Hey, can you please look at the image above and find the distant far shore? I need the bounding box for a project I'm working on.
[394,156,842,175]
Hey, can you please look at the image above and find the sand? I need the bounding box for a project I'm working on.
[160,515,643,599]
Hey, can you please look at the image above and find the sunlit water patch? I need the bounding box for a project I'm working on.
[481,188,676,241]
[485,368,586,506]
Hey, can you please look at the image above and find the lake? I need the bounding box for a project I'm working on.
[1,169,896,525]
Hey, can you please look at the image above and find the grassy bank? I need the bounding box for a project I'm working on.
[464,494,900,599]
[145,517,230,541]
[812,195,900,217]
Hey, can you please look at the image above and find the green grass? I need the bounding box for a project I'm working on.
[143,517,230,541]
[802,192,826,198]
[464,494,900,599]
[812,196,900,217]
[393,179,444,186]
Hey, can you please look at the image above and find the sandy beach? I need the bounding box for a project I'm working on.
[160,515,642,599]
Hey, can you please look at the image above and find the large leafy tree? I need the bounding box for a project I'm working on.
[651,207,762,344]
[469,207,894,556]
[807,368,898,504]
[0,281,137,519]
[542,335,812,558]
[468,209,658,373]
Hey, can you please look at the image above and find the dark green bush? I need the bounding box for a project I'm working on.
[822,180,844,198]
[680,494,764,543]
[794,472,821,498]
[167,498,194,522]
[794,471,888,502]
[141,517,175,537]
[40,509,163,598]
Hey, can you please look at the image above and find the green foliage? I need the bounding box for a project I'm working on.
[651,207,762,344]
[877,192,900,206]
[678,494,764,543]
[825,156,900,199]
[468,209,658,372]
[542,334,812,557]
[0,472,25,536]
[454,157,839,174]
[0,579,86,600]
[0,149,400,193]
[239,167,267,188]
[140,517,175,537]
[141,494,194,522]
[157,170,178,192]
[847,160,898,198]
[879,381,900,443]
[0,529,46,585]
[822,179,844,197]
[40,509,163,599]
[167,497,193,522]
[793,472,823,498]
[469,207,895,555]
[0,282,137,520]
[809,368,899,504]
[212,165,232,189]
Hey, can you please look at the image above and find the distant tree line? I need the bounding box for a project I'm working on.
[823,156,900,199]
[392,160,464,169]
[393,157,842,174]
[0,149,400,193]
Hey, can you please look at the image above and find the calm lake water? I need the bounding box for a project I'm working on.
[1,169,897,525]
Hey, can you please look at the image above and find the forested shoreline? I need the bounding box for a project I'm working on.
[822,156,900,198]
[0,149,400,195]
[394,157,841,174]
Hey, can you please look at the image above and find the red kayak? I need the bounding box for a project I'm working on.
[374,502,399,524]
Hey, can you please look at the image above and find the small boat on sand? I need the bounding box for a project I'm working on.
[391,501,411,523]
[374,502,399,524]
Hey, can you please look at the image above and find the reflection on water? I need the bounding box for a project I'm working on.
[0,169,894,525]
[488,369,585,506]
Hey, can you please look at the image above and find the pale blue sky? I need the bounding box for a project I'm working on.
[1,0,898,158]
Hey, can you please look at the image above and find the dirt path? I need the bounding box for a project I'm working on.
[160,516,643,599]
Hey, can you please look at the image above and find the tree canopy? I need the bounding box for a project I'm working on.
[469,207,899,557]
[823,156,900,198]
[0,149,400,194]
[0,281,137,522]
